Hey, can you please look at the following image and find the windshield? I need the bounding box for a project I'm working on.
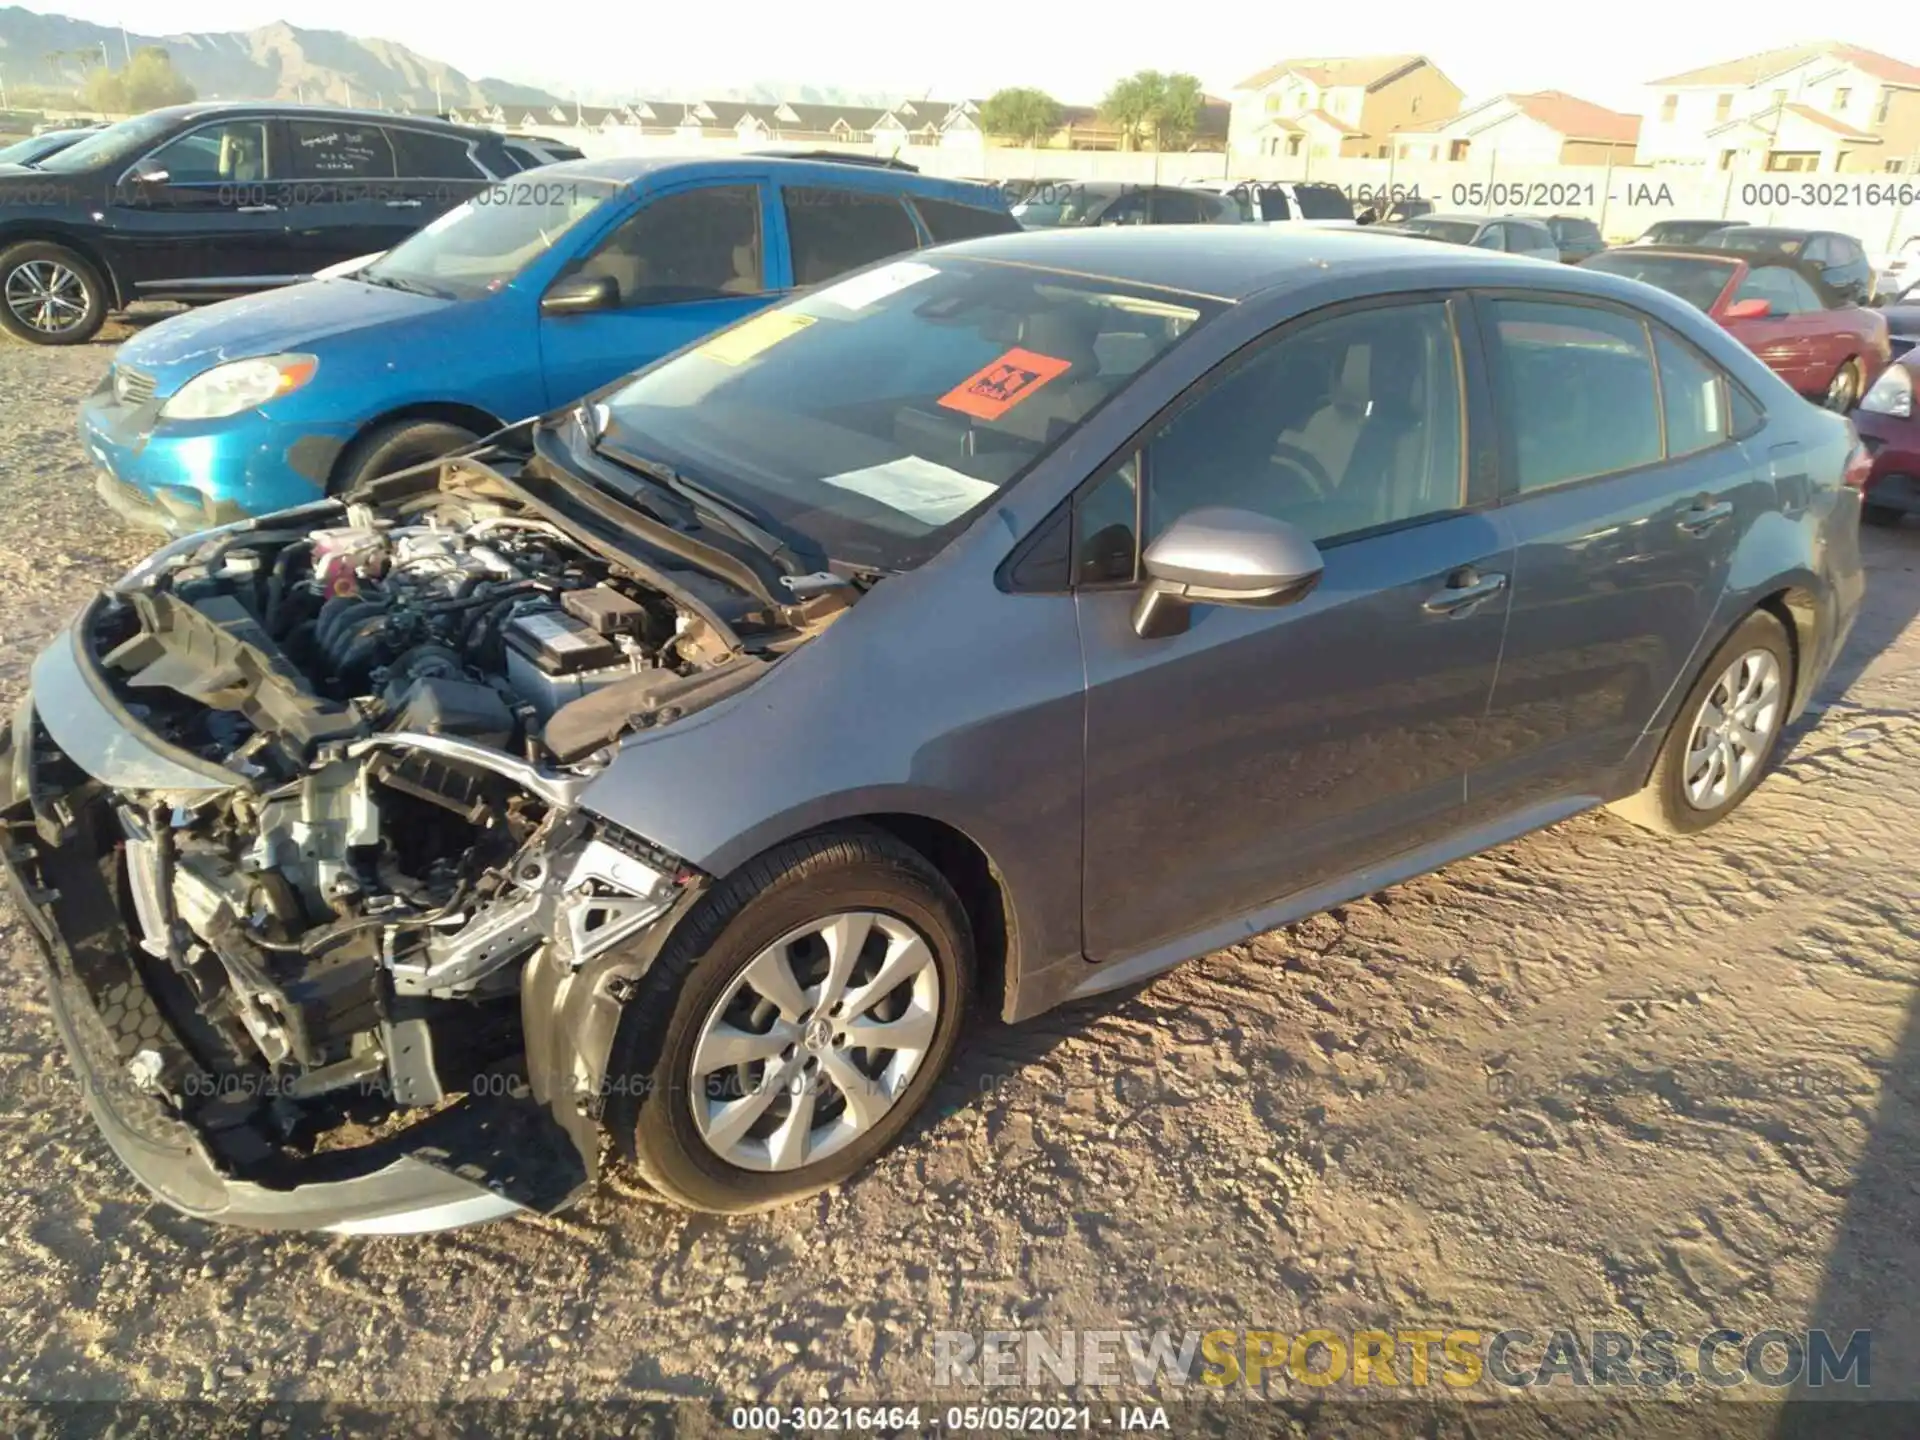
[1583,252,1739,312]
[1404,218,1480,244]
[361,179,617,300]
[593,256,1218,571]
[35,111,180,174]
[0,132,72,166]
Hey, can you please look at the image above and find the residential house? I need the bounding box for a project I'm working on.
[1228,54,1463,160]
[1636,42,1920,173]
[1393,91,1640,166]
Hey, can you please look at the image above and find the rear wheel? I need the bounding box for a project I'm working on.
[1822,359,1863,413]
[0,241,107,345]
[1608,609,1795,836]
[332,419,479,493]
[605,827,973,1214]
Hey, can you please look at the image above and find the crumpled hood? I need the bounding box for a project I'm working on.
[117,277,454,391]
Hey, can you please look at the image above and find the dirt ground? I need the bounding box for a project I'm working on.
[0,323,1916,1429]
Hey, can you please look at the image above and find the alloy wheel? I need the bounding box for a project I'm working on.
[688,910,942,1172]
[4,259,89,336]
[1682,647,1783,810]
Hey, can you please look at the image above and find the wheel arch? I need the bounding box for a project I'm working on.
[327,401,506,491]
[0,226,124,308]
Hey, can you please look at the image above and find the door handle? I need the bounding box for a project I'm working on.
[236,203,280,213]
[1678,499,1733,535]
[384,198,422,209]
[1423,568,1508,615]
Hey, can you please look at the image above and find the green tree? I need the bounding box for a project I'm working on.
[1100,70,1207,152]
[1099,71,1158,152]
[1151,72,1204,151]
[979,86,1063,147]
[84,46,195,115]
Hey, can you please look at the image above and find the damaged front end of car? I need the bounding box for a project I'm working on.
[0,446,849,1232]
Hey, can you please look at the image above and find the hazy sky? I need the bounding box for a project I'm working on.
[34,2,1889,112]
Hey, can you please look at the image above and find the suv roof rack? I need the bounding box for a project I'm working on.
[755,148,920,172]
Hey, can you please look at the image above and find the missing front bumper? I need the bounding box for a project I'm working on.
[0,705,594,1234]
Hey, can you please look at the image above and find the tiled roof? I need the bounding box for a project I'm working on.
[1234,54,1428,94]
[1506,90,1641,143]
[1650,41,1920,89]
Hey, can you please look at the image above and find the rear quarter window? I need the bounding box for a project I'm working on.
[912,195,1018,244]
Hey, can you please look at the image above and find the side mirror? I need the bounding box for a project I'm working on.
[541,272,618,316]
[1724,297,1773,320]
[1130,507,1325,639]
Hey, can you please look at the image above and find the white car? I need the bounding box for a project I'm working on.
[1190,179,1359,228]
[1876,233,1919,299]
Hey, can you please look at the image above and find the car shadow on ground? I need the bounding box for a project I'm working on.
[1775,517,1920,1426]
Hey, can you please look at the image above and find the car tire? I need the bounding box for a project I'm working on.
[1607,608,1795,836]
[604,826,974,1214]
[0,241,107,346]
[1861,499,1905,528]
[331,420,479,493]
[1822,359,1863,413]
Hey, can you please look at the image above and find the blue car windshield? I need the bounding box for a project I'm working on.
[361,179,618,300]
[594,255,1219,572]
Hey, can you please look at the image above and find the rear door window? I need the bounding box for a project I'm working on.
[288,120,396,179]
[783,186,921,285]
[1485,299,1661,490]
[1256,186,1292,221]
[1150,190,1206,224]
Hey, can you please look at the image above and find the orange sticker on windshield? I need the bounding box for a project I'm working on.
[938,348,1073,421]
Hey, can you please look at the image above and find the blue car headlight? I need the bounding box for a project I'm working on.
[160,353,319,421]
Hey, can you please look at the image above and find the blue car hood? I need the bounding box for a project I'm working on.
[120,278,453,387]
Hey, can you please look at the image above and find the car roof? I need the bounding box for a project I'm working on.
[1711,225,1837,240]
[1590,245,1743,264]
[130,100,496,137]
[1408,212,1493,225]
[923,225,1565,300]
[529,152,1007,202]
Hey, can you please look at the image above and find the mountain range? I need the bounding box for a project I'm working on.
[0,7,913,112]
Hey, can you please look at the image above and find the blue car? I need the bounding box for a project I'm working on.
[81,153,1017,533]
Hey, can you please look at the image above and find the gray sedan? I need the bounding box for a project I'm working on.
[1,227,1865,1230]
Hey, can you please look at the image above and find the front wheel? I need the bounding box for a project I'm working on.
[1822,359,1863,413]
[331,419,479,493]
[0,241,107,345]
[1608,609,1795,836]
[606,828,973,1213]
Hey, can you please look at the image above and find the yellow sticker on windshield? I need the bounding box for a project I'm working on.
[697,311,816,366]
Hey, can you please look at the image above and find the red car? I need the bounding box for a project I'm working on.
[1581,246,1890,412]
[1853,355,1918,526]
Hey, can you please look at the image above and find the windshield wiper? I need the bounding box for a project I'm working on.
[589,427,823,578]
[357,270,447,299]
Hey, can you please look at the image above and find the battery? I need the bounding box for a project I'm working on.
[502,605,621,675]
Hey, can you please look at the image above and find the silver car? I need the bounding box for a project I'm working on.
[3,228,1865,1231]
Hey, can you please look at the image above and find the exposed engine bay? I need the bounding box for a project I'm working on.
[6,455,854,1203]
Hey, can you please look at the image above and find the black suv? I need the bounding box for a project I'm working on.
[0,102,519,345]
[1528,213,1606,264]
[1701,225,1876,305]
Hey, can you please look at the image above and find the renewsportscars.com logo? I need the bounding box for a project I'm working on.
[933,1327,1871,1393]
